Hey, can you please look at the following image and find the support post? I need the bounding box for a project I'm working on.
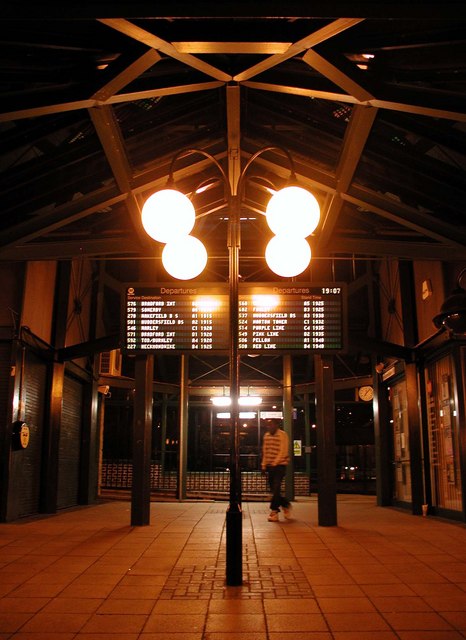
[406,362,424,515]
[226,192,242,586]
[283,355,294,502]
[41,260,71,514]
[131,354,154,526]
[161,394,167,473]
[373,362,392,505]
[315,354,337,526]
[79,368,99,504]
[304,392,312,491]
[177,354,189,501]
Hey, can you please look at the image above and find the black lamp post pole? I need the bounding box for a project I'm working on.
[226,192,242,586]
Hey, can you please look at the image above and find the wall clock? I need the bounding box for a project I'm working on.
[358,385,374,401]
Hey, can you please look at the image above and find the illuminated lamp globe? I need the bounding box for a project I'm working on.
[162,235,207,280]
[141,189,195,242]
[266,186,320,237]
[265,235,311,278]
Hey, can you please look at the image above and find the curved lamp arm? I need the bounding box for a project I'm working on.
[236,145,297,198]
[167,148,232,199]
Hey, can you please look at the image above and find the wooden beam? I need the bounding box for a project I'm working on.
[88,105,150,247]
[330,237,466,260]
[0,187,125,251]
[89,106,133,192]
[107,81,224,105]
[234,18,364,82]
[98,18,232,82]
[173,42,291,54]
[0,238,141,261]
[226,85,241,195]
[0,82,224,122]
[302,49,374,102]
[317,105,378,249]
[243,81,466,122]
[345,186,466,247]
[91,49,162,101]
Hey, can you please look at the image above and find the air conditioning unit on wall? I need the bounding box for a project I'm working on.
[99,349,122,377]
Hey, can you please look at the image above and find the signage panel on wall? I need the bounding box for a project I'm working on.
[122,282,347,353]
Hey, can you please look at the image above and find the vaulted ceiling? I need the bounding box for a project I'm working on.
[1,2,465,388]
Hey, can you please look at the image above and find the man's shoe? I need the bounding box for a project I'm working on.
[268,510,279,522]
[283,505,293,520]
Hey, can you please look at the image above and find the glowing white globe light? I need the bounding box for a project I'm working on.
[265,235,311,277]
[266,186,320,237]
[162,235,208,280]
[141,189,195,242]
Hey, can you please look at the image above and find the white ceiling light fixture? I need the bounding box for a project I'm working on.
[141,189,195,242]
[266,185,320,237]
[161,235,208,280]
[265,234,311,277]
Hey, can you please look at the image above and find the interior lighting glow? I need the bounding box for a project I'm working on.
[239,396,262,407]
[266,186,320,237]
[211,396,263,407]
[211,396,231,407]
[252,295,279,310]
[265,235,311,277]
[195,297,221,312]
[141,189,195,242]
[162,236,207,280]
[216,412,258,419]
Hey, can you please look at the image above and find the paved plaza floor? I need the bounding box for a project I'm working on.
[1,495,466,639]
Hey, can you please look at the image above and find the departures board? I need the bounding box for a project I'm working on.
[122,283,346,353]
[238,283,346,353]
[123,284,230,352]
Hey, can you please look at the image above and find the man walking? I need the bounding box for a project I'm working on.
[261,419,292,522]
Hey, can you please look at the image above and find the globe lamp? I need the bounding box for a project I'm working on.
[141,189,195,242]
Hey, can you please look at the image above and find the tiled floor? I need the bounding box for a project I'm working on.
[1,495,466,639]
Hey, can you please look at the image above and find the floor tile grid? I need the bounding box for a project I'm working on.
[277,500,466,639]
[1,498,466,638]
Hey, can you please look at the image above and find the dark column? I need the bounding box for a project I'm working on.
[452,347,466,521]
[41,260,71,514]
[283,355,294,501]
[79,263,105,504]
[406,362,424,515]
[304,392,312,491]
[399,260,418,347]
[1,341,23,522]
[226,192,242,586]
[417,357,432,510]
[79,366,99,504]
[315,354,337,526]
[177,354,189,501]
[373,367,392,505]
[161,394,167,473]
[131,354,154,526]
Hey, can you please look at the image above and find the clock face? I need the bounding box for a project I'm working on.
[358,385,374,401]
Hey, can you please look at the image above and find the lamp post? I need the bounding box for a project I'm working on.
[141,146,320,586]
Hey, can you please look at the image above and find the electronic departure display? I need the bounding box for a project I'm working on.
[238,283,346,353]
[122,282,346,353]
[123,284,230,352]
